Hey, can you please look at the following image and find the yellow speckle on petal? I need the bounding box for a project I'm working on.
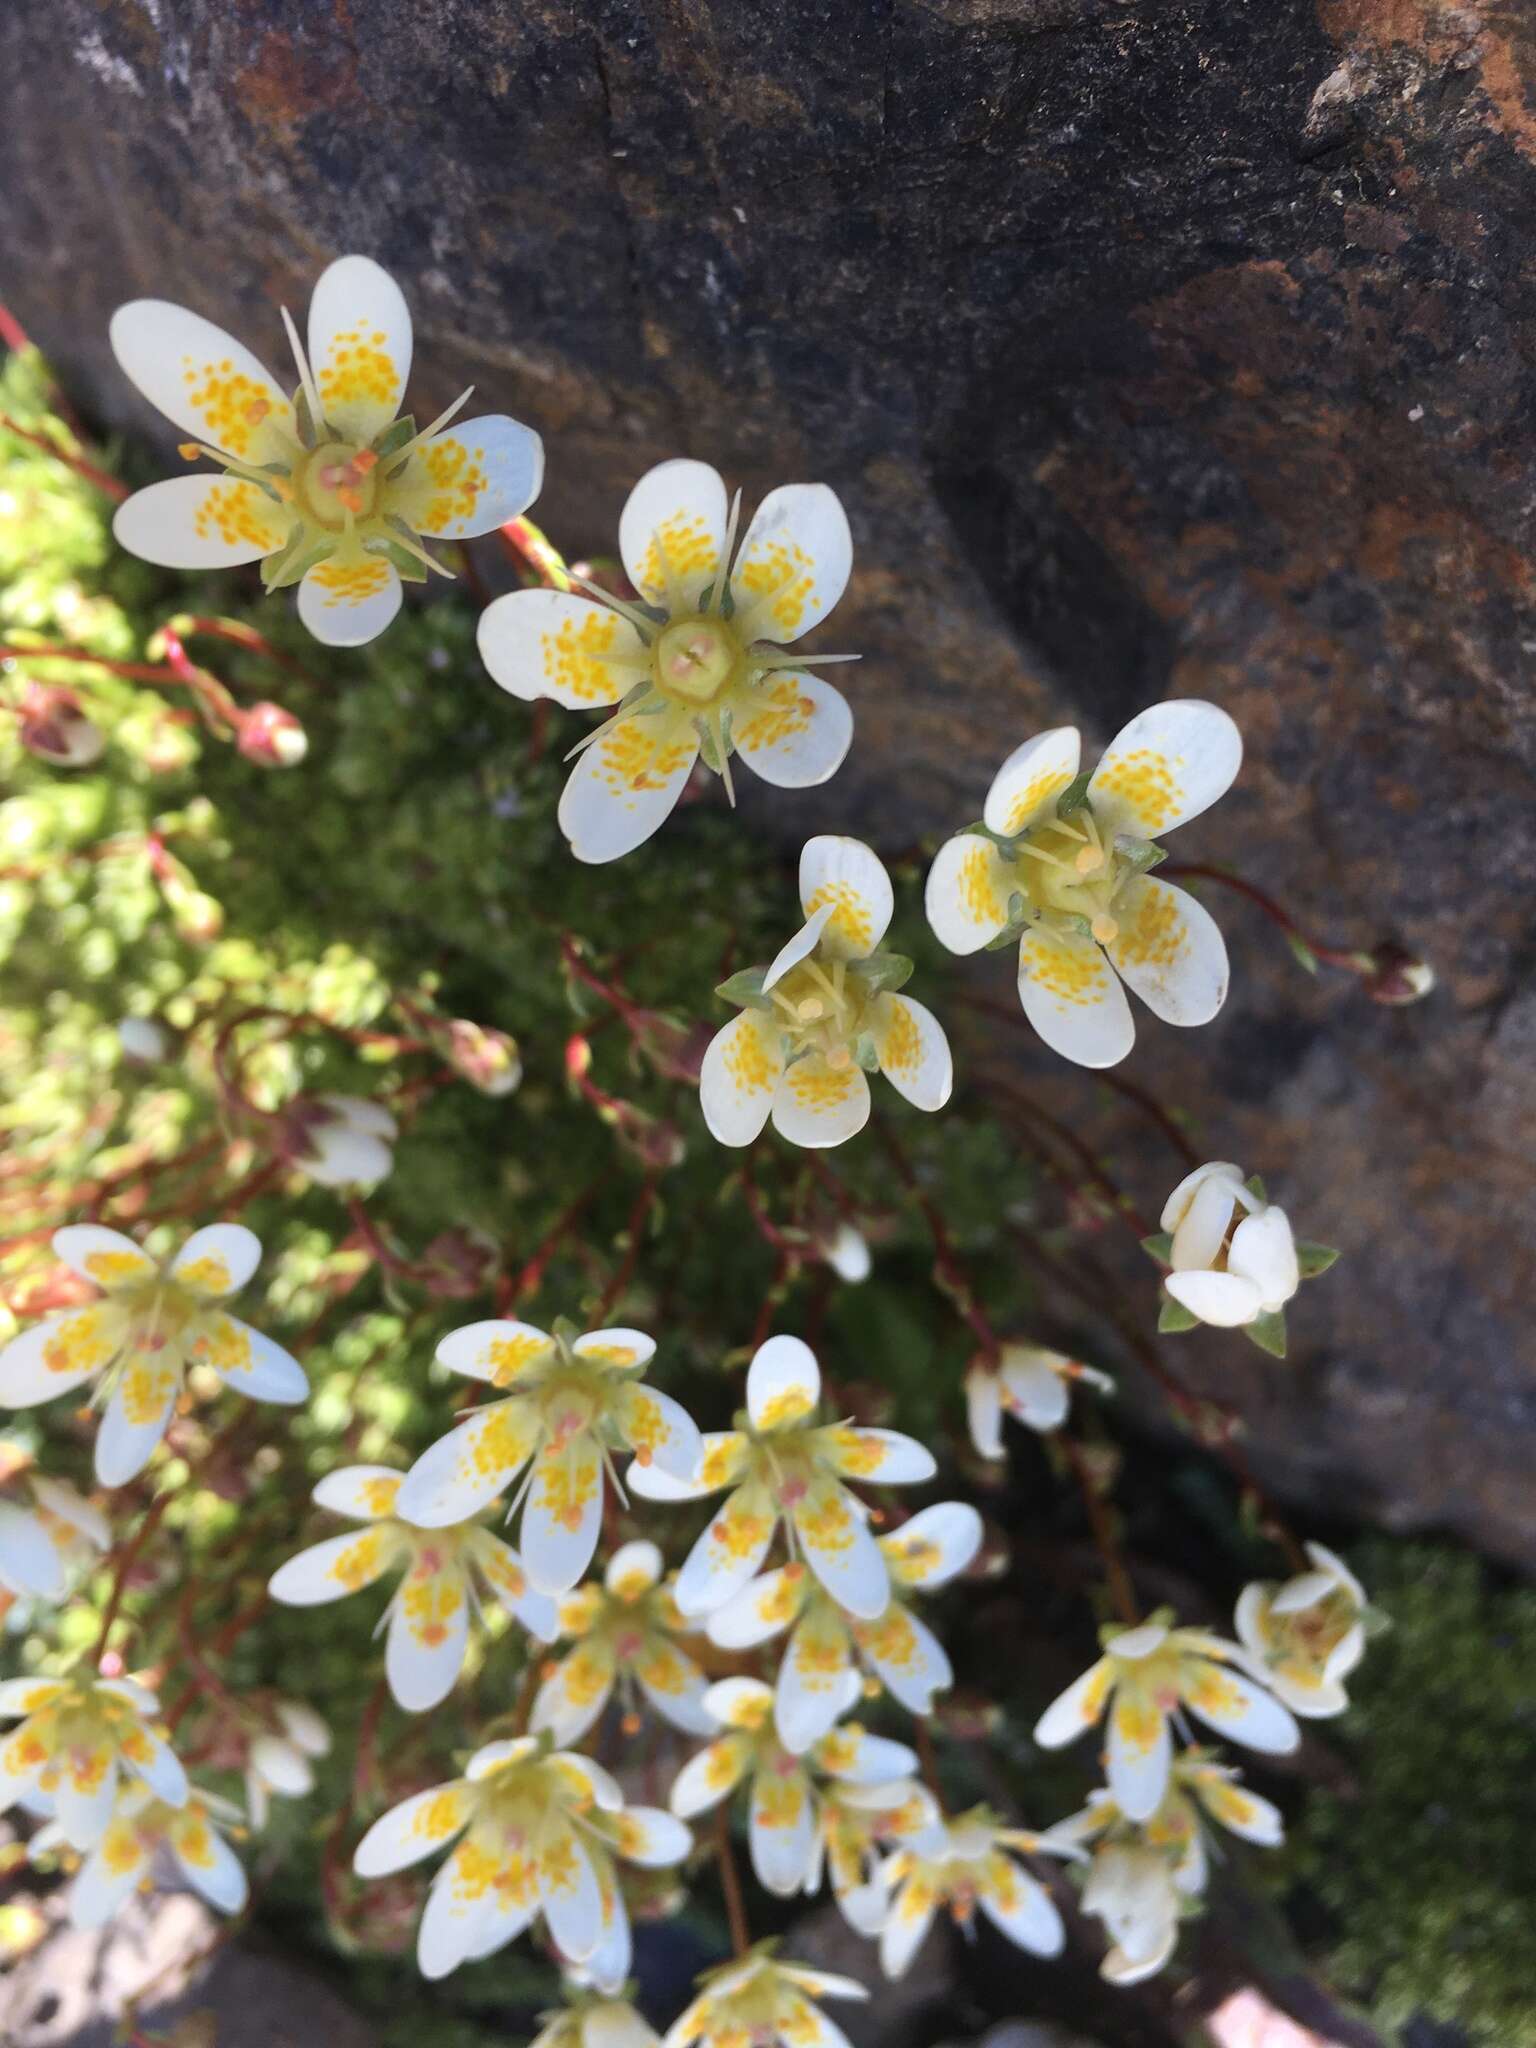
[417,435,486,531]
[544,608,628,702]
[317,327,398,411]
[1111,885,1186,971]
[84,1250,152,1288]
[182,358,279,458]
[310,557,391,606]
[1093,748,1182,831]
[878,1001,922,1082]
[803,882,871,952]
[736,539,817,636]
[193,482,285,553]
[639,513,720,596]
[1002,770,1073,835]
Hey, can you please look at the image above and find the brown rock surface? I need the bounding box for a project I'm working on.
[0,3,1532,1557]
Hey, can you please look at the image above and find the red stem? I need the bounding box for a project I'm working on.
[0,413,127,500]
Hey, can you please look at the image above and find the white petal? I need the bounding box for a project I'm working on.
[436,1318,553,1388]
[394,1398,541,1528]
[635,1647,717,1735]
[775,1605,855,1754]
[550,1751,625,1813]
[747,1334,822,1430]
[700,1009,787,1148]
[573,1327,659,1375]
[109,299,295,459]
[605,1539,664,1597]
[268,1525,405,1605]
[477,590,643,708]
[307,254,411,442]
[797,836,893,958]
[983,727,1083,837]
[1033,1657,1114,1748]
[880,1501,981,1589]
[763,904,836,992]
[814,1726,918,1785]
[924,833,1016,955]
[869,994,951,1113]
[532,1643,617,1747]
[1181,1657,1300,1755]
[1016,924,1135,1069]
[1105,1687,1172,1823]
[95,1366,179,1487]
[197,1315,307,1403]
[1167,1169,1241,1271]
[297,555,403,648]
[0,1677,67,1717]
[620,459,729,610]
[731,483,852,643]
[0,1503,65,1600]
[818,1424,935,1485]
[669,1734,753,1818]
[608,1805,694,1867]
[673,1482,777,1617]
[853,1605,951,1715]
[54,1225,158,1292]
[113,475,289,569]
[171,1807,249,1913]
[1107,876,1229,1027]
[1229,1207,1300,1311]
[749,1763,817,1895]
[310,1465,404,1521]
[792,1479,889,1620]
[521,1439,605,1594]
[406,416,543,537]
[706,1567,807,1650]
[275,1700,331,1756]
[0,1310,117,1406]
[418,1835,502,1979]
[1163,1269,1264,1328]
[999,1349,1069,1432]
[1188,1767,1284,1846]
[733,674,852,788]
[470,1532,561,1643]
[248,1733,314,1798]
[965,1362,1004,1459]
[538,1823,606,1960]
[386,1566,471,1711]
[615,1382,704,1484]
[559,712,700,865]
[169,1224,262,1299]
[55,1754,122,1850]
[70,1826,147,1928]
[881,1882,936,1979]
[976,1852,1064,1957]
[1088,699,1243,839]
[628,1430,746,1503]
[770,1056,871,1150]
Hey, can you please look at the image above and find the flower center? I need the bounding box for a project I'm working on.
[296,440,381,531]
[651,614,743,707]
[769,956,870,1070]
[1014,812,1137,945]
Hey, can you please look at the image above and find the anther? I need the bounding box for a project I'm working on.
[1090,913,1119,944]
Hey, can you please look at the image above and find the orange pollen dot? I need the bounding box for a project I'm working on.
[635,1444,654,1466]
[1075,844,1105,874]
[177,441,201,461]
[244,398,271,425]
[825,1046,851,1071]
[1154,1686,1179,1711]
[784,1562,806,1582]
[621,1711,642,1735]
[780,1477,809,1506]
[337,485,364,514]
[352,448,378,473]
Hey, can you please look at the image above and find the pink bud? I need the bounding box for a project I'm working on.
[237,701,308,768]
[18,683,105,767]
[443,1019,522,1097]
[1362,941,1435,1006]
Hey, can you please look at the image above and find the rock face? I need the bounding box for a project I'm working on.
[1,3,1533,1560]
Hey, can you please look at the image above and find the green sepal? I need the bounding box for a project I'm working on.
[1158,1295,1199,1334]
[377,539,430,584]
[858,952,913,996]
[715,967,771,1013]
[1296,1240,1341,1278]
[1244,1308,1288,1358]
[1288,930,1320,975]
[262,537,336,591]
[850,1032,881,1073]
[1141,1231,1174,1263]
[695,719,723,773]
[985,923,1023,952]
[1056,769,1094,819]
[1244,1174,1268,1204]
[371,414,417,459]
[294,387,319,451]
[1114,835,1167,877]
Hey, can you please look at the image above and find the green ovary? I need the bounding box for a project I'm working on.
[768,954,872,1071]
[651,614,746,708]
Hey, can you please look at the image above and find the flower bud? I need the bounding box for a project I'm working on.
[282,1092,397,1187]
[237,700,308,768]
[1362,941,1434,1006]
[443,1018,522,1097]
[18,683,105,767]
[117,1015,172,1065]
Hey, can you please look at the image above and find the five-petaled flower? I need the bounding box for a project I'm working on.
[478,459,856,862]
[1235,1542,1368,1718]
[0,1224,306,1487]
[878,1806,1075,1980]
[1158,1161,1301,1339]
[353,1735,691,1984]
[0,1471,109,1608]
[267,1464,557,1711]
[706,1500,982,1752]
[0,1673,187,1850]
[110,256,543,646]
[965,1343,1114,1457]
[665,1950,869,2048]
[669,1675,917,1899]
[530,1993,660,2048]
[925,702,1242,1068]
[532,1539,716,1746]
[630,1334,935,1621]
[1032,1613,1299,1822]
[395,1317,703,1595]
[59,1780,248,1929]
[701,837,952,1150]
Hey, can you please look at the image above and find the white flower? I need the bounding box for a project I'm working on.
[965,1344,1114,1455]
[818,1777,938,1935]
[0,1674,187,1850]
[925,702,1242,1068]
[0,1224,306,1487]
[701,837,952,1150]
[531,1540,715,1746]
[110,256,542,646]
[244,1699,331,1829]
[267,1465,557,1712]
[353,1737,691,1983]
[0,1473,109,1605]
[706,1501,982,1753]
[1080,1841,1182,1986]
[629,1334,935,1621]
[819,1223,871,1283]
[116,1016,171,1065]
[478,458,855,862]
[531,1995,660,2048]
[65,1781,247,1928]
[1032,1614,1299,1822]
[1160,1162,1299,1331]
[394,1317,703,1596]
[1235,1543,1367,1717]
[669,1676,917,1900]
[879,1807,1076,1979]
[665,1950,867,2048]
[293,1093,398,1188]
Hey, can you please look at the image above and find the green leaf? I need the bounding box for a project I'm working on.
[371,414,417,459]
[859,951,913,996]
[1158,1295,1199,1333]
[715,967,771,1012]
[1055,769,1094,819]
[1296,1240,1341,1278]
[1244,1174,1268,1204]
[1244,1308,1288,1358]
[1141,1231,1174,1264]
[1288,930,1320,975]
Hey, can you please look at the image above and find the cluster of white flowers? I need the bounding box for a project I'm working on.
[0,253,1383,2028]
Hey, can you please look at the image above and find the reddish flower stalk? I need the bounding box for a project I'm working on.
[591,1171,663,1323]
[94,1491,174,1661]
[0,411,128,500]
[713,1802,751,1956]
[496,1177,606,1315]
[162,612,320,690]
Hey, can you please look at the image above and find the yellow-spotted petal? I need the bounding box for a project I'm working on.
[53,1225,157,1293]
[387,1560,471,1711]
[311,1464,404,1521]
[532,1639,619,1746]
[436,1318,554,1389]
[747,1334,821,1431]
[395,1397,542,1528]
[924,833,1017,955]
[469,1529,560,1641]
[96,1363,180,1487]
[797,835,892,958]
[193,1314,307,1403]
[770,1054,870,1150]
[628,1429,747,1503]
[297,551,402,648]
[113,475,291,570]
[1016,922,1134,1069]
[572,1327,658,1374]
[852,1601,951,1714]
[776,1602,856,1754]
[307,254,411,443]
[558,711,700,864]
[1087,699,1242,839]
[620,459,729,611]
[268,1524,408,1605]
[817,1424,934,1485]
[982,726,1082,837]
[879,1501,981,1589]
[976,1850,1064,1957]
[669,1731,754,1817]
[1179,1654,1300,1754]
[749,1760,817,1895]
[71,1815,150,1928]
[615,1382,703,1485]
[792,1477,888,1619]
[169,1806,248,1915]
[1033,1655,1115,1748]
[705,1565,810,1650]
[109,299,295,460]
[0,1309,121,1407]
[521,1438,605,1594]
[733,673,852,788]
[1107,875,1229,1027]
[1105,1682,1172,1822]
[168,1223,262,1300]
[401,416,544,537]
[869,993,952,1112]
[700,1008,787,1148]
[477,589,645,708]
[538,1819,606,1961]
[673,1480,777,1618]
[354,1779,477,1876]
[731,483,852,644]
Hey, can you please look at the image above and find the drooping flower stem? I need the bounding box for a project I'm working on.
[713,1801,751,1956]
[1060,1434,1139,1628]
[94,1490,173,1662]
[0,411,128,500]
